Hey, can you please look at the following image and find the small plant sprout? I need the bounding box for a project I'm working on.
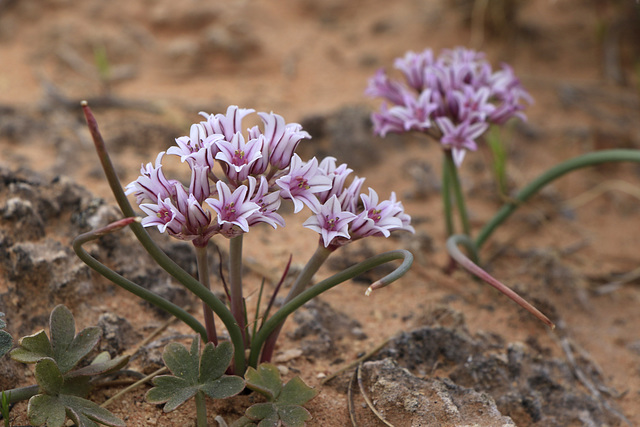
[231,363,318,427]
[368,47,640,328]
[146,340,245,425]
[68,102,414,424]
[2,305,128,427]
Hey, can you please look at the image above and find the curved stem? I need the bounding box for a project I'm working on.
[73,218,207,340]
[4,384,39,404]
[258,245,332,364]
[447,234,554,328]
[249,250,413,368]
[445,150,471,238]
[475,149,640,250]
[195,246,217,345]
[81,103,245,374]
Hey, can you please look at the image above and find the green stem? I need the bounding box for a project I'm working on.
[258,245,332,364]
[229,235,247,347]
[81,102,245,374]
[442,152,455,238]
[195,390,207,427]
[286,245,333,303]
[4,384,39,404]
[445,150,472,238]
[475,149,640,250]
[73,219,207,340]
[249,249,413,368]
[195,246,217,345]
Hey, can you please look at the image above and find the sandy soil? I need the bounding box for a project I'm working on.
[1,0,640,426]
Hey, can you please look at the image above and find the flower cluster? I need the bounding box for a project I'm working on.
[126,106,413,248]
[366,47,532,166]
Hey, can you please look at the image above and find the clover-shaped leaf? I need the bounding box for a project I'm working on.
[0,312,12,358]
[27,358,125,427]
[238,363,318,427]
[146,340,245,412]
[10,305,101,374]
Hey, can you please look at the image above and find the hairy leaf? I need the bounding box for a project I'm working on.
[10,330,52,363]
[242,364,317,426]
[244,363,282,401]
[146,339,244,413]
[28,394,66,427]
[34,358,63,396]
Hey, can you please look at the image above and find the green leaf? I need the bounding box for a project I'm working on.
[244,363,282,401]
[146,375,194,407]
[200,341,233,383]
[229,416,257,427]
[0,330,12,359]
[277,377,318,406]
[60,395,125,427]
[278,405,312,427]
[146,339,244,412]
[242,365,317,427]
[28,394,66,427]
[34,358,63,396]
[200,376,246,399]
[10,330,52,363]
[57,326,101,374]
[50,305,76,362]
[60,375,92,398]
[69,355,130,378]
[0,312,6,330]
[246,402,276,420]
[162,341,199,383]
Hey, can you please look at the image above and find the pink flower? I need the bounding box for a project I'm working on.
[125,152,177,204]
[206,181,260,237]
[214,132,263,182]
[367,47,532,166]
[303,196,356,247]
[276,155,332,213]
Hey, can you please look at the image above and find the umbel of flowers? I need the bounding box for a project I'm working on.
[366,47,532,166]
[124,105,414,361]
[126,106,413,250]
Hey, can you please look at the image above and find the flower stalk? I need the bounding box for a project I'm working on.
[195,246,217,345]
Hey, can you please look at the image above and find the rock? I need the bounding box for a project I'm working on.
[98,312,140,356]
[360,358,516,426]
[376,325,622,426]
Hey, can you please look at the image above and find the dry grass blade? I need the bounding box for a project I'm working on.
[357,364,395,427]
[564,179,640,210]
[559,337,632,426]
[321,336,392,385]
[100,366,168,408]
[594,265,640,295]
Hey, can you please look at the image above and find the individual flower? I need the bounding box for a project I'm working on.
[303,195,356,247]
[139,197,186,237]
[214,132,263,182]
[349,188,405,238]
[246,176,285,229]
[257,112,311,170]
[276,154,332,213]
[206,181,260,237]
[366,47,532,166]
[435,117,488,167]
[125,152,177,204]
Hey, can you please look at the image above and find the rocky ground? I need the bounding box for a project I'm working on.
[1,0,640,425]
